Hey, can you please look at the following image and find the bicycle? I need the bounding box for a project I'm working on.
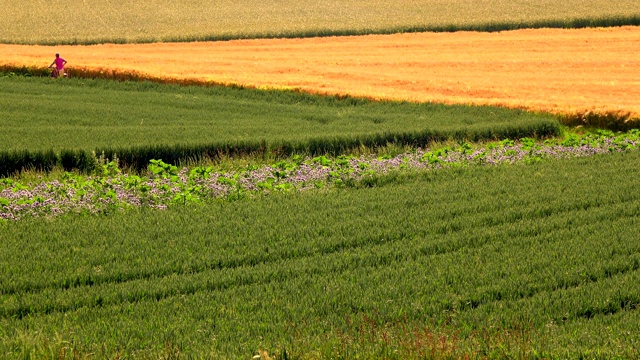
[48,66,69,78]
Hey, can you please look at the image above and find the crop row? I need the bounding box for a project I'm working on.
[3,197,640,319]
[2,150,640,357]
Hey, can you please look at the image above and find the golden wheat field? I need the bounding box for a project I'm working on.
[3,26,639,120]
[1,0,639,44]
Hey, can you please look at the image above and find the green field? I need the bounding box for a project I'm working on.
[0,76,558,175]
[1,151,640,358]
[1,0,639,44]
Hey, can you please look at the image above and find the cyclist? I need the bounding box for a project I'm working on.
[49,53,67,78]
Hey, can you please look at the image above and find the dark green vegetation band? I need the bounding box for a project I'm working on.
[2,152,640,357]
[0,76,560,176]
[0,122,559,177]
[2,15,640,45]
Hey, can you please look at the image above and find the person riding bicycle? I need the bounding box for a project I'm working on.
[49,53,67,78]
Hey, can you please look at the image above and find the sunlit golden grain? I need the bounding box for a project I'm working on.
[2,27,639,122]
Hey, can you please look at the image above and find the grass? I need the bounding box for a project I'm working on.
[0,76,559,175]
[1,0,639,44]
[1,151,640,358]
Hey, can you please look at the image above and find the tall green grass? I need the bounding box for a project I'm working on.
[0,76,559,175]
[1,152,640,358]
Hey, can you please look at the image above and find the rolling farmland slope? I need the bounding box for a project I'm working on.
[1,152,640,357]
[2,1,640,357]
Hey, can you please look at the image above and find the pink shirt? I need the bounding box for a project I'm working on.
[55,57,66,70]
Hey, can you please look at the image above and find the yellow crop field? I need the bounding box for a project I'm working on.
[1,0,639,44]
[2,27,639,122]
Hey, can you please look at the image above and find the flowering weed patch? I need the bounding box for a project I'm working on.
[2,131,639,221]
